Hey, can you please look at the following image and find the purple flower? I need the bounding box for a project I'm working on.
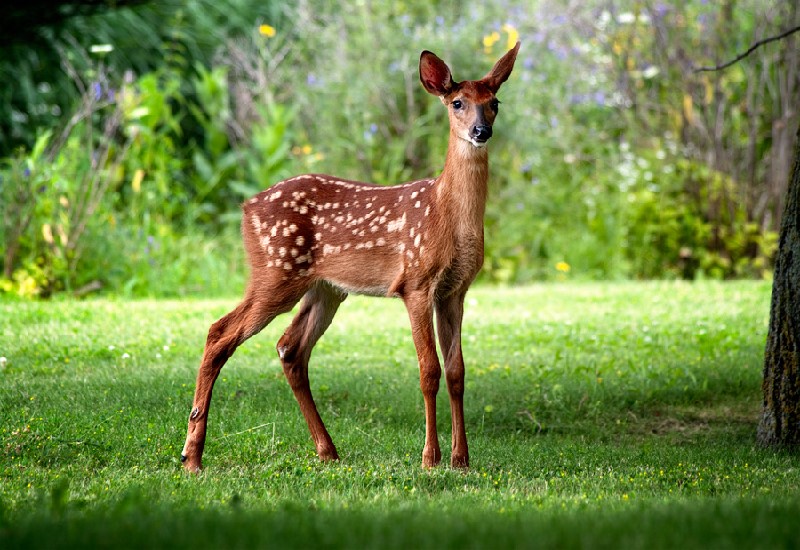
[364,123,378,141]
[307,73,318,86]
[569,94,585,105]
[93,82,103,101]
[594,91,606,105]
[652,2,670,18]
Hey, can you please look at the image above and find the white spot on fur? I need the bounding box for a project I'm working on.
[387,213,407,232]
[296,236,305,246]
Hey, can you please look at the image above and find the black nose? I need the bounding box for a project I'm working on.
[471,125,492,141]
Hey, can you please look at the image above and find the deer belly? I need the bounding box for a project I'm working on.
[316,250,402,297]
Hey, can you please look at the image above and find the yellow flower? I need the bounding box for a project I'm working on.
[292,144,313,156]
[555,261,571,273]
[502,24,519,51]
[132,168,144,193]
[483,31,500,53]
[258,24,276,38]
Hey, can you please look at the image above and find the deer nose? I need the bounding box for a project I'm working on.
[471,125,492,142]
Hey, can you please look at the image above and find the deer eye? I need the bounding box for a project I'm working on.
[452,99,463,110]
[490,99,500,112]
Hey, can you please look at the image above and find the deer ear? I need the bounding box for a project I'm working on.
[419,51,455,96]
[483,41,520,93]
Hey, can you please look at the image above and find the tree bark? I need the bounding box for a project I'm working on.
[758,123,800,447]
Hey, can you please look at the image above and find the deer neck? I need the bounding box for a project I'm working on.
[435,134,489,236]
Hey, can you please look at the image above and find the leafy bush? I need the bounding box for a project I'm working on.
[0,0,790,296]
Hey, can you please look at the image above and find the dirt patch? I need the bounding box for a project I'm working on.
[626,402,760,439]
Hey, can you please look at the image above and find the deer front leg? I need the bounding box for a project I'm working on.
[404,290,442,468]
[436,292,469,468]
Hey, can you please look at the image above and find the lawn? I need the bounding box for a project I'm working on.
[2,281,799,548]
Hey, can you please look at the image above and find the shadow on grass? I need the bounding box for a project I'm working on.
[3,492,799,549]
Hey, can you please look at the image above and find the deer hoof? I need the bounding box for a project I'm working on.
[181,455,203,473]
[421,446,442,468]
[318,446,340,462]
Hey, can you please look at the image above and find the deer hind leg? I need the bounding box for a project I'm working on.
[435,292,469,468]
[181,283,303,472]
[404,289,442,468]
[276,282,347,461]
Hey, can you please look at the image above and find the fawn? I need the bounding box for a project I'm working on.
[181,42,520,472]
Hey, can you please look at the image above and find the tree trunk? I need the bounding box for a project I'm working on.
[758,123,800,447]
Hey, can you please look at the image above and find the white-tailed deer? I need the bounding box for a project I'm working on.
[181,42,520,472]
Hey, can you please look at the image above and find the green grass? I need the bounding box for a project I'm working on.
[2,281,798,548]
